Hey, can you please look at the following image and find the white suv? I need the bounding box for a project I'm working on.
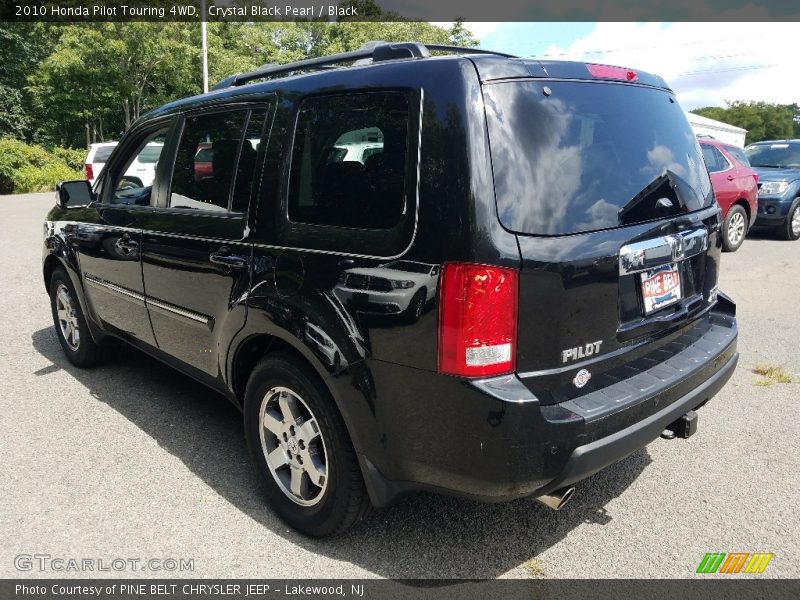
[84,141,163,187]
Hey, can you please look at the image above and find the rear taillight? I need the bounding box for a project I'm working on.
[438,262,518,377]
[85,163,93,180]
[586,63,638,82]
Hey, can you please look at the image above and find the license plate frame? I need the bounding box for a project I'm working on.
[640,263,682,315]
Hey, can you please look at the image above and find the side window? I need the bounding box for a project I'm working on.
[169,110,260,212]
[288,93,410,229]
[701,145,729,173]
[726,146,750,167]
[110,129,167,206]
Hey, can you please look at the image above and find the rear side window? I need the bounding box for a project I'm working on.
[484,81,713,236]
[701,145,730,173]
[725,146,750,167]
[169,110,263,212]
[137,144,163,164]
[92,146,115,163]
[288,93,410,229]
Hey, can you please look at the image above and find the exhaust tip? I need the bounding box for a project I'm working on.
[535,486,576,511]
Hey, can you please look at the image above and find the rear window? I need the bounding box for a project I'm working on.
[92,146,115,163]
[484,81,713,236]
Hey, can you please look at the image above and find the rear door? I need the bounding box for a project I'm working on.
[701,144,737,215]
[138,105,270,378]
[483,78,719,403]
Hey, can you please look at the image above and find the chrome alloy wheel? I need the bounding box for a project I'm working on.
[727,210,746,247]
[55,283,80,350]
[792,205,800,237]
[259,386,328,506]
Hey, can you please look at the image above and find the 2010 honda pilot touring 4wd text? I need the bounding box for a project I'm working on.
[44,42,738,536]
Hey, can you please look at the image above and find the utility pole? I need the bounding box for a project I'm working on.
[201,0,208,93]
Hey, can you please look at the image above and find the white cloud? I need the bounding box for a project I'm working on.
[541,23,800,110]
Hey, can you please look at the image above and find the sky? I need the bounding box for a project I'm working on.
[460,22,800,110]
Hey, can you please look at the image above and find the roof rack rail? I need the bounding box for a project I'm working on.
[211,41,517,90]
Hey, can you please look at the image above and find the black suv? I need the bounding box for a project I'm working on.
[43,42,738,536]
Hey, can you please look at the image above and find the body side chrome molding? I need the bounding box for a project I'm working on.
[84,273,145,303]
[84,273,211,327]
[146,297,212,327]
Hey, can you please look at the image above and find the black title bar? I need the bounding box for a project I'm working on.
[3,0,800,22]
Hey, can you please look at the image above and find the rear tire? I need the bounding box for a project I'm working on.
[722,204,748,252]
[243,353,371,537]
[777,199,800,241]
[49,268,101,368]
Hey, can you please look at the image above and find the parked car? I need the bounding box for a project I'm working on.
[333,260,439,322]
[698,137,758,252]
[84,141,164,188]
[44,42,738,537]
[84,142,117,185]
[744,140,800,241]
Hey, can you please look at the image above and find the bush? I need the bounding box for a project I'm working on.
[13,163,82,193]
[0,138,84,194]
[51,146,86,171]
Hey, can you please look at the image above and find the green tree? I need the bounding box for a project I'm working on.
[692,101,795,144]
[0,23,59,140]
[28,23,199,147]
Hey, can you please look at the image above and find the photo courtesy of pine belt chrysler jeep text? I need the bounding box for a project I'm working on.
[43,42,738,537]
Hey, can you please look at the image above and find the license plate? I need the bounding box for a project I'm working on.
[640,263,682,315]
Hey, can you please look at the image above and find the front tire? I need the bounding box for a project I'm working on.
[243,353,370,537]
[722,204,748,252]
[49,268,101,368]
[778,199,800,241]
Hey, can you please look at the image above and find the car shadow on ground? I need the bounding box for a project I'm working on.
[745,227,781,242]
[32,327,651,579]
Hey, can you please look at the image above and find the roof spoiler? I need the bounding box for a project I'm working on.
[211,41,517,90]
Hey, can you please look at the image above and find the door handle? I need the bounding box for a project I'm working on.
[727,175,735,181]
[210,247,247,269]
[337,259,355,268]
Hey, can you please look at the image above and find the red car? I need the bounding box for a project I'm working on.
[699,137,758,252]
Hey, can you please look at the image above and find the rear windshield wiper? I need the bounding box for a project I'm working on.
[618,169,695,226]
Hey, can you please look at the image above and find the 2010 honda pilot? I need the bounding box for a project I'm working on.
[43,42,738,537]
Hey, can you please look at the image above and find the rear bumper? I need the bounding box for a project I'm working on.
[359,298,738,507]
[535,350,737,496]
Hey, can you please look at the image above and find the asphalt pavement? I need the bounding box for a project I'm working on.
[1,193,797,579]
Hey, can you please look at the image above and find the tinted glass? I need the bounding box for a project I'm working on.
[701,145,728,173]
[484,81,713,236]
[232,111,265,212]
[110,130,167,206]
[288,93,409,229]
[725,146,750,167]
[93,146,115,163]
[170,111,247,211]
[745,143,800,168]
[137,144,163,164]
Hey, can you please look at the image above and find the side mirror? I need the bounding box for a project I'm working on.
[56,180,95,209]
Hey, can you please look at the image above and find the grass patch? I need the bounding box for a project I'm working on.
[752,364,793,386]
[525,558,546,578]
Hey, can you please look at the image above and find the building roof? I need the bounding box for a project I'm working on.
[685,111,747,134]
